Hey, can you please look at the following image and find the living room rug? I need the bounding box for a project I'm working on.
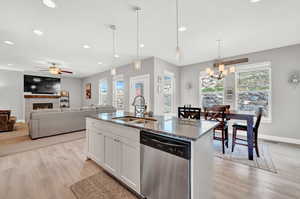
[71,170,138,199]
[214,139,277,173]
[0,131,86,157]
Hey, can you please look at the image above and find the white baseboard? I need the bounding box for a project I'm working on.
[231,131,300,145]
[17,120,25,123]
[258,134,300,145]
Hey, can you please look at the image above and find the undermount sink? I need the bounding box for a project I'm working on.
[112,116,157,123]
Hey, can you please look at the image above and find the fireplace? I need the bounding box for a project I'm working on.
[33,103,53,110]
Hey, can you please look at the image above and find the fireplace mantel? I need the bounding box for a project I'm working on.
[24,95,60,99]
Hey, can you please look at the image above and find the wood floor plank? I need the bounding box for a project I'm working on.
[0,138,299,199]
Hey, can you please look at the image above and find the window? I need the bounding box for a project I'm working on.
[113,75,125,110]
[200,75,224,108]
[163,72,175,114]
[235,63,271,121]
[99,79,108,105]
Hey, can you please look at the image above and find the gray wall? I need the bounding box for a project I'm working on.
[0,69,24,121]
[60,77,82,108]
[0,69,83,121]
[180,44,300,140]
[82,57,155,112]
[154,58,181,115]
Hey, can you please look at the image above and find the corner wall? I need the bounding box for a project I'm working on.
[180,44,300,140]
[81,57,155,112]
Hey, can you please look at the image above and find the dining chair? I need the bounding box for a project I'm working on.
[204,105,230,154]
[178,107,201,120]
[231,107,263,157]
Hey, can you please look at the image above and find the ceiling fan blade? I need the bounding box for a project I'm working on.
[60,70,73,74]
[213,58,249,67]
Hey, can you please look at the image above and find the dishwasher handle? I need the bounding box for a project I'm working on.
[150,138,185,148]
[140,131,191,159]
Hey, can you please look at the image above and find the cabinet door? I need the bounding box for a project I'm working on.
[94,131,104,165]
[87,129,97,158]
[119,139,140,192]
[103,134,119,177]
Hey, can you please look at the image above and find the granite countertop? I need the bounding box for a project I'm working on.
[88,111,219,141]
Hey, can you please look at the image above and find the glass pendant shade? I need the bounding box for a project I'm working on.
[206,68,211,74]
[134,59,141,70]
[230,66,236,73]
[219,64,225,72]
[111,68,116,76]
[175,46,182,61]
[223,69,228,76]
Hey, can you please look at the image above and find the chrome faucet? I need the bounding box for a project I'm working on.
[132,95,147,117]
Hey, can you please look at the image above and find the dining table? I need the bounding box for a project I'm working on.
[201,110,255,160]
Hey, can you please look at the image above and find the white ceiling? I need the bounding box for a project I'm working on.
[0,0,300,77]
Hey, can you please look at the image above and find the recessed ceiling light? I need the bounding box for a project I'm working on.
[178,26,187,32]
[140,44,145,48]
[7,64,13,66]
[42,0,56,8]
[3,40,14,45]
[33,30,44,36]
[98,62,103,65]
[83,45,91,49]
[114,54,120,58]
[250,0,261,3]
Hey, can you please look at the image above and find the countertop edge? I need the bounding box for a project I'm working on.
[86,116,219,141]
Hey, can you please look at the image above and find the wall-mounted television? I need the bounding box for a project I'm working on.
[24,75,61,94]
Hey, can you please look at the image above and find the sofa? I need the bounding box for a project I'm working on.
[29,105,116,139]
[0,110,16,132]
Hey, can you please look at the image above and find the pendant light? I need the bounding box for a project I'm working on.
[175,0,182,62]
[205,40,235,80]
[133,7,142,71]
[110,25,118,76]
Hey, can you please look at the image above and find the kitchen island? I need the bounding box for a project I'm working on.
[86,111,219,199]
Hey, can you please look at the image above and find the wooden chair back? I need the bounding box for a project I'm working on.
[204,105,227,124]
[254,107,263,131]
[178,107,201,120]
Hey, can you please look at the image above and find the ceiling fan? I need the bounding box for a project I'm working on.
[37,63,73,75]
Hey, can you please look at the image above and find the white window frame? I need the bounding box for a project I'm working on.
[235,62,272,123]
[99,78,108,105]
[129,74,150,112]
[163,70,176,115]
[199,71,225,109]
[112,74,125,110]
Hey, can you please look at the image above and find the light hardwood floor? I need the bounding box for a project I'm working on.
[0,138,299,199]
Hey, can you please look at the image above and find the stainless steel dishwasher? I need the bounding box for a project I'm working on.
[140,131,191,199]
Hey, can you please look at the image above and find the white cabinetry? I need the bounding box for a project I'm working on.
[86,118,140,193]
[103,133,119,176]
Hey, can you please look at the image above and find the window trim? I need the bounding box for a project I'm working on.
[163,70,176,115]
[199,71,225,108]
[112,74,125,110]
[99,78,108,105]
[235,62,272,123]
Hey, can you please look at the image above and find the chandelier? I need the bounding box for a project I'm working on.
[206,40,235,80]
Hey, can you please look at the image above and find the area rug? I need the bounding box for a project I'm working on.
[71,170,138,199]
[0,131,86,157]
[214,139,277,173]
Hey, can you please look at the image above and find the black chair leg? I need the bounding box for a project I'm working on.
[222,130,225,154]
[255,141,260,157]
[225,127,229,148]
[232,128,236,153]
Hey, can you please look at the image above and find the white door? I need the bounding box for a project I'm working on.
[103,134,119,177]
[119,139,140,192]
[130,74,150,112]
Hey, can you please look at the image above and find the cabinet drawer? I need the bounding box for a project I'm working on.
[89,119,140,142]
